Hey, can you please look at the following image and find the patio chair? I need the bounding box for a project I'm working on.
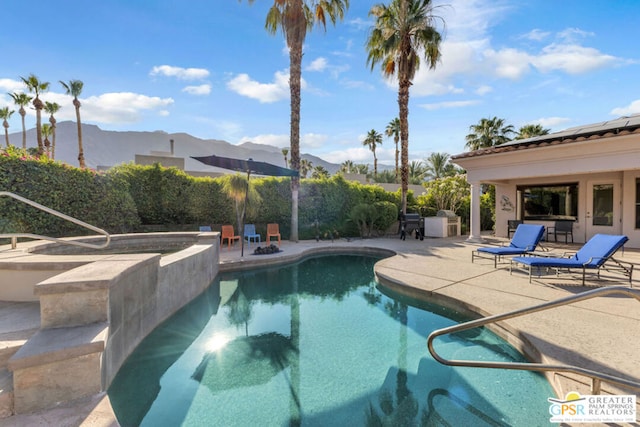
[546,220,574,243]
[472,224,545,268]
[199,225,212,232]
[243,224,261,248]
[221,225,240,250]
[266,223,281,247]
[510,234,633,285]
[507,220,523,239]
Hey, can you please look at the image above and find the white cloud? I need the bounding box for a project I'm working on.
[535,116,571,128]
[227,70,295,103]
[484,47,533,79]
[239,132,328,150]
[610,100,640,117]
[475,85,492,95]
[0,78,25,93]
[150,65,209,80]
[532,44,617,74]
[81,92,174,123]
[182,84,211,95]
[240,133,289,148]
[306,57,328,72]
[419,100,480,110]
[520,29,551,42]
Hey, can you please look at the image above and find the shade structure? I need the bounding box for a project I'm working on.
[191,154,298,256]
[191,155,298,177]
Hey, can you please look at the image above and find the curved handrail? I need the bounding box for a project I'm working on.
[0,191,111,250]
[427,286,640,393]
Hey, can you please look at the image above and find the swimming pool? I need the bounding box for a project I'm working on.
[108,254,554,426]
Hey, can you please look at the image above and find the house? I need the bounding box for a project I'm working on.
[451,114,640,248]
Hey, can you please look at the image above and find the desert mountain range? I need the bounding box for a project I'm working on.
[7,121,342,174]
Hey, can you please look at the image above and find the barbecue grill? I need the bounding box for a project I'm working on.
[399,213,424,240]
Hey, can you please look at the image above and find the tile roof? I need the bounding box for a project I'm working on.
[451,114,640,160]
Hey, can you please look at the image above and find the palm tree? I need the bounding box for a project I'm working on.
[42,124,52,156]
[300,158,312,178]
[363,129,383,177]
[60,79,85,168]
[20,74,50,155]
[409,160,427,184]
[465,116,515,151]
[222,173,262,252]
[9,92,32,149]
[385,117,401,182]
[423,152,455,180]
[44,101,61,159]
[244,0,349,242]
[367,0,443,214]
[281,147,289,167]
[311,165,329,179]
[516,123,550,140]
[354,163,370,175]
[340,159,356,174]
[0,107,14,147]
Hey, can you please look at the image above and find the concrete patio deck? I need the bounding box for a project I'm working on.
[1,235,639,426]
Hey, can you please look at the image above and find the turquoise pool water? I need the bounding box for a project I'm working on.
[108,254,554,426]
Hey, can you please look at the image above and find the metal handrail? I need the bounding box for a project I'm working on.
[0,191,110,250]
[427,286,640,394]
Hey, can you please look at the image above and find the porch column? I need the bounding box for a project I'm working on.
[467,181,483,242]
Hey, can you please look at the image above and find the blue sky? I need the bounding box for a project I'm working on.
[1,0,639,167]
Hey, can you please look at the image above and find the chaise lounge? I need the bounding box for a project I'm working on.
[510,234,633,285]
[472,224,545,268]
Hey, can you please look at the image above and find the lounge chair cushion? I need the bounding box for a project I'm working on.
[512,234,628,269]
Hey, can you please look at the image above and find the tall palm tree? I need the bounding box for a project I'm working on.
[0,107,14,147]
[281,147,289,167]
[465,116,514,151]
[9,92,32,149]
[367,0,443,214]
[409,160,426,184]
[42,123,52,156]
[244,0,349,242]
[423,152,454,180]
[60,79,85,168]
[20,74,50,155]
[363,129,383,177]
[44,101,61,159]
[300,158,312,178]
[516,123,550,140]
[385,117,401,182]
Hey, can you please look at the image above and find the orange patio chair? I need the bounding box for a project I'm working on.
[266,223,281,247]
[221,225,240,250]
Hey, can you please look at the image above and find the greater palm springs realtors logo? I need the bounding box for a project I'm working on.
[548,391,637,423]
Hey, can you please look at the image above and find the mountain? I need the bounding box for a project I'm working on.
[7,121,341,174]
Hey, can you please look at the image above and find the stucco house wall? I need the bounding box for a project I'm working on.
[452,115,640,248]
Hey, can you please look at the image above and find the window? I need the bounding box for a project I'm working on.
[517,183,578,221]
[636,179,640,229]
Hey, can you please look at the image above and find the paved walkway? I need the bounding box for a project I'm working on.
[2,235,639,426]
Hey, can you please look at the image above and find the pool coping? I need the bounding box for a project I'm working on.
[2,236,639,425]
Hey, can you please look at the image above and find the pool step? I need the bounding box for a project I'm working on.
[7,322,108,415]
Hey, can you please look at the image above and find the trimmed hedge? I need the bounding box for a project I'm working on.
[0,151,408,239]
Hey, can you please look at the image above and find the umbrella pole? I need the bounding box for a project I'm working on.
[241,171,250,257]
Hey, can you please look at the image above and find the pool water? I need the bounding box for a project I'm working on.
[108,255,554,426]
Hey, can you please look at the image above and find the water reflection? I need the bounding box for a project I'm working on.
[109,255,552,427]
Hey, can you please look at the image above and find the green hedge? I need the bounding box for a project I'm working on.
[0,148,139,236]
[0,150,430,240]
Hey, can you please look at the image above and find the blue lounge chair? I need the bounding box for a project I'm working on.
[510,234,633,285]
[244,224,261,248]
[472,224,545,268]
